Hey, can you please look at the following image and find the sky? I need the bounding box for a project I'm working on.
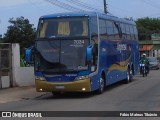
[0,0,160,36]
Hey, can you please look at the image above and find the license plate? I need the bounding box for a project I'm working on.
[55,85,65,89]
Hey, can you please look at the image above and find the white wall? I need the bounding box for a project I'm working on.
[16,67,35,86]
[12,43,20,86]
[1,76,10,88]
[12,43,35,87]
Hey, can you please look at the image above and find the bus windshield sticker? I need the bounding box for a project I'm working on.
[70,40,85,48]
[117,44,127,51]
[78,66,88,70]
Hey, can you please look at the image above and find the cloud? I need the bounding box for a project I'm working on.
[0,0,28,7]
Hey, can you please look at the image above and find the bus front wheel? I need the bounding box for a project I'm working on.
[52,92,62,97]
[97,76,105,94]
[125,67,132,84]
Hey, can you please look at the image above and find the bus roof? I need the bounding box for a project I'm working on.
[40,11,136,25]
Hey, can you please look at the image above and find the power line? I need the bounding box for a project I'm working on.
[44,0,84,12]
[27,0,47,12]
[147,13,160,18]
[66,0,103,12]
[141,0,160,10]
[67,0,114,15]
[44,0,114,15]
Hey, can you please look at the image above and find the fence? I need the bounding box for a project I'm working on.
[0,43,13,89]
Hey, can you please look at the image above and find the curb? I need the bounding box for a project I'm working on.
[0,86,46,103]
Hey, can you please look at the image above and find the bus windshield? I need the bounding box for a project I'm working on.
[35,39,89,73]
[38,17,88,38]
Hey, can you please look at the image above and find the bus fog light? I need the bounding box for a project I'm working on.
[82,88,86,91]
[35,76,46,81]
[39,89,43,91]
[75,76,89,81]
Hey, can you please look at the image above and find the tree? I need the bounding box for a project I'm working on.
[0,34,3,42]
[136,17,160,40]
[3,16,36,53]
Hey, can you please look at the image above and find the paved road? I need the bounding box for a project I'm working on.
[0,70,160,120]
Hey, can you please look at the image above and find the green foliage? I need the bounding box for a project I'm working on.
[0,35,3,42]
[136,17,160,40]
[3,16,36,54]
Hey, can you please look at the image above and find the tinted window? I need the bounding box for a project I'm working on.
[35,40,89,72]
[106,20,114,39]
[38,17,88,38]
[99,19,107,39]
[90,17,98,37]
[120,23,126,39]
[133,26,138,40]
[125,24,131,40]
[113,22,121,39]
[129,25,134,40]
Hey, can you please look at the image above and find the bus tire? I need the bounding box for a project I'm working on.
[97,76,105,94]
[130,66,134,81]
[52,92,61,96]
[131,65,134,75]
[125,67,132,84]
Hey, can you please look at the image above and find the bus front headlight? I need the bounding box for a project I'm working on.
[75,76,89,81]
[35,76,46,81]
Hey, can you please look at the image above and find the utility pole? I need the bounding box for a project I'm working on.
[104,0,107,14]
[0,19,2,38]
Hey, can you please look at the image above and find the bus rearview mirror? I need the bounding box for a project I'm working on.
[86,45,93,62]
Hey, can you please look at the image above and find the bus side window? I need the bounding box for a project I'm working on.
[114,22,122,39]
[133,26,138,40]
[120,23,126,40]
[129,25,134,40]
[99,19,107,39]
[92,36,98,66]
[125,24,131,40]
[113,22,120,39]
[90,16,98,68]
[106,20,114,40]
[90,17,98,38]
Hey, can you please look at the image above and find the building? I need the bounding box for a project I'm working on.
[139,34,160,58]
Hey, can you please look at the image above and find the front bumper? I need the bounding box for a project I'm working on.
[35,78,91,92]
[149,65,159,70]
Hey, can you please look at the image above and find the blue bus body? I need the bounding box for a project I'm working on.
[34,12,139,93]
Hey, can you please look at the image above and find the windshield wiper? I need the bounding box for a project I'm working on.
[67,69,76,71]
[49,36,56,38]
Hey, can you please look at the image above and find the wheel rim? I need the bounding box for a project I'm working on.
[127,69,130,82]
[130,68,133,80]
[99,77,104,93]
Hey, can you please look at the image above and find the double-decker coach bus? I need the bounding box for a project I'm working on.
[33,12,139,95]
